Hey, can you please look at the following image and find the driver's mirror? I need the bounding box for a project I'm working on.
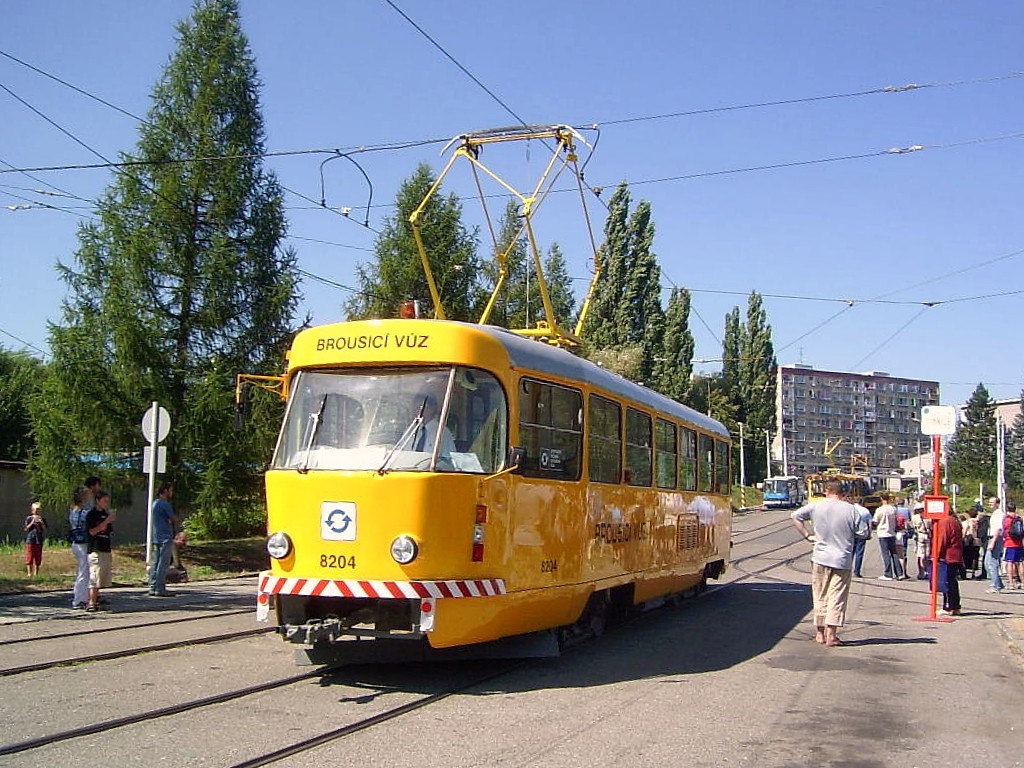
[507,447,524,473]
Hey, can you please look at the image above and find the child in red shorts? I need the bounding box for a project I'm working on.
[24,502,48,577]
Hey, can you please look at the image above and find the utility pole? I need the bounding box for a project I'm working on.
[738,422,746,486]
[765,429,772,478]
[917,438,923,494]
[738,422,746,509]
[997,411,1007,505]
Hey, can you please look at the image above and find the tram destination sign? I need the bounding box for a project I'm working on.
[920,405,957,436]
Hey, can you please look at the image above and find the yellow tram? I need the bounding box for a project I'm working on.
[806,470,881,511]
[252,318,733,663]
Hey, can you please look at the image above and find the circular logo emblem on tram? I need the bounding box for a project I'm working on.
[321,501,357,541]
[326,508,352,533]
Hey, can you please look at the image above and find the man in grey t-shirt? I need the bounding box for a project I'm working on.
[791,479,870,647]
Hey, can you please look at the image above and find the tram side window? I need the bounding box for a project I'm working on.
[698,434,715,492]
[655,419,677,489]
[679,426,697,491]
[714,439,731,494]
[518,379,582,480]
[625,408,652,487]
[588,395,621,484]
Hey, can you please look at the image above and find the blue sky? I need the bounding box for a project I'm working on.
[1,1,1021,408]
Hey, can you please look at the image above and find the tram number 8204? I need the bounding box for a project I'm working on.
[540,559,558,573]
[320,554,357,569]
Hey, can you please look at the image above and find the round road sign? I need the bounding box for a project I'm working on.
[142,405,171,442]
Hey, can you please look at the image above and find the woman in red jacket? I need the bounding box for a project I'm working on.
[936,507,964,616]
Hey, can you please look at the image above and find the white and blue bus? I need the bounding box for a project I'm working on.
[761,475,806,509]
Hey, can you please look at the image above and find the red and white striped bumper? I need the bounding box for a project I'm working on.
[255,572,506,625]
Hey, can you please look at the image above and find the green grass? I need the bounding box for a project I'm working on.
[0,537,268,595]
[732,484,763,510]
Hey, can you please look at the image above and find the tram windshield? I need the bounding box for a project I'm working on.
[271,366,508,474]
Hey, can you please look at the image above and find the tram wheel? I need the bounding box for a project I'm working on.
[584,591,610,638]
[557,590,610,650]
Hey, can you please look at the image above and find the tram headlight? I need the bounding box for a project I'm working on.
[390,535,418,565]
[266,532,292,560]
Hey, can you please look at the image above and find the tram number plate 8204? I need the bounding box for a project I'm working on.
[320,554,356,569]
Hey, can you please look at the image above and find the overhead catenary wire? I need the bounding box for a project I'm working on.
[589,71,1024,127]
[847,305,933,371]
[4,39,1022,372]
[4,79,1018,326]
[0,326,48,357]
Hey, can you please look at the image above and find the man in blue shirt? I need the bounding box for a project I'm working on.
[149,483,179,597]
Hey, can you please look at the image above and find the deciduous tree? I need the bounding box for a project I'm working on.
[655,288,694,402]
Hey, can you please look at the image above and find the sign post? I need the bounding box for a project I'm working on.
[915,405,957,623]
[141,403,170,567]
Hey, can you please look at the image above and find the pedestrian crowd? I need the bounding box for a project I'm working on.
[791,482,1020,645]
[22,475,186,611]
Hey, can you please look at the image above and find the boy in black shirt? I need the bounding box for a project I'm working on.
[85,491,116,611]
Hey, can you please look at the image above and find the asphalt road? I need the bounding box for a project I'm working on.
[1,509,1022,768]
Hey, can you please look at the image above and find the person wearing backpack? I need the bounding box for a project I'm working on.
[1002,501,1024,590]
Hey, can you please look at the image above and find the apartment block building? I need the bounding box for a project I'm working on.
[776,363,940,479]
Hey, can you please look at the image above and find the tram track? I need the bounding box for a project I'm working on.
[0,665,322,758]
[0,624,276,677]
[224,662,523,768]
[0,607,252,647]
[0,646,524,764]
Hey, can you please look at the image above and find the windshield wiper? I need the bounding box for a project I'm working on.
[377,397,427,475]
[298,394,328,474]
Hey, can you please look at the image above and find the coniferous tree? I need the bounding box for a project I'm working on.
[479,200,529,329]
[740,292,777,482]
[30,0,299,534]
[1007,392,1024,493]
[347,164,480,322]
[0,348,43,461]
[655,288,694,402]
[947,383,997,487]
[543,242,577,331]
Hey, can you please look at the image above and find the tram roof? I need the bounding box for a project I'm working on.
[476,324,730,439]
